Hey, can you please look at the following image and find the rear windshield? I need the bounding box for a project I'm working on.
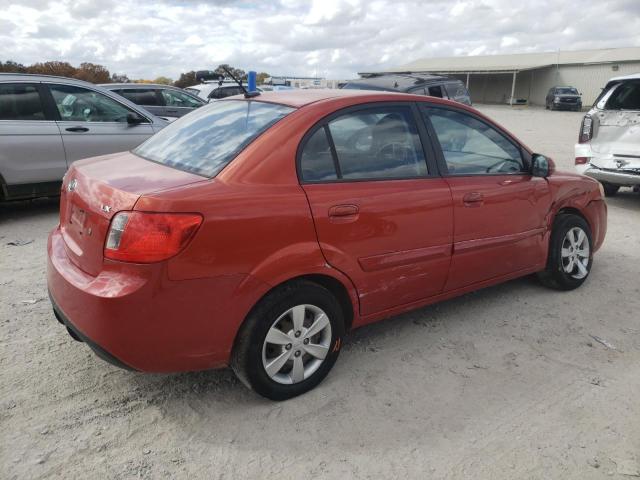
[605,81,640,110]
[134,100,295,177]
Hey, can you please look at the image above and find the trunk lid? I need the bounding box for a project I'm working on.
[60,151,206,276]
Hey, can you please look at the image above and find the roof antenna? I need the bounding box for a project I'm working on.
[222,66,260,98]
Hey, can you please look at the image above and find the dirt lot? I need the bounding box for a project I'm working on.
[1,106,639,480]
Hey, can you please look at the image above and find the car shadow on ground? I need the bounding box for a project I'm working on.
[120,275,542,406]
[606,189,640,212]
[0,196,60,225]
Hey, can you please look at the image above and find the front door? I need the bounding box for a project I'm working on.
[0,82,67,190]
[46,83,155,163]
[422,105,552,291]
[299,104,454,317]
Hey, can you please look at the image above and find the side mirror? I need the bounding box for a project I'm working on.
[126,112,145,125]
[531,154,554,177]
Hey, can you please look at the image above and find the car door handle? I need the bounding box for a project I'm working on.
[463,192,484,206]
[65,127,89,133]
[328,204,359,217]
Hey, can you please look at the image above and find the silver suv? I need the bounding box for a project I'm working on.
[0,74,167,201]
[575,73,640,196]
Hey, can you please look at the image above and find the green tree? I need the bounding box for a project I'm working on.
[256,72,270,84]
[27,61,77,78]
[154,76,173,85]
[74,62,111,83]
[0,60,28,73]
[174,71,197,89]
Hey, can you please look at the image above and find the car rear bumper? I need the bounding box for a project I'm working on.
[47,226,257,372]
[575,144,640,186]
[580,166,640,186]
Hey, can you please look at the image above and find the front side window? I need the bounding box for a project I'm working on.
[0,84,46,120]
[424,107,524,175]
[300,106,427,181]
[134,100,294,177]
[49,84,135,122]
[161,89,203,108]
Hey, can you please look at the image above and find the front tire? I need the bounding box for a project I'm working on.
[231,280,345,400]
[537,214,593,290]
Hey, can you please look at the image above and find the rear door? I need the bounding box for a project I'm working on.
[421,105,552,291]
[45,83,156,163]
[0,82,66,191]
[300,103,454,317]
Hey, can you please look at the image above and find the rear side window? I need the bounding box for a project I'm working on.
[424,107,523,175]
[299,128,338,181]
[118,89,160,106]
[444,83,471,103]
[300,106,428,181]
[134,100,294,177]
[0,84,46,120]
[428,86,443,98]
[605,82,640,110]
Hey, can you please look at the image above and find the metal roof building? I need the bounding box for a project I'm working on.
[363,47,640,107]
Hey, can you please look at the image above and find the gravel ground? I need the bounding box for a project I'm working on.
[1,105,639,479]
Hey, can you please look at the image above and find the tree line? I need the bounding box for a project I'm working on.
[1,60,270,88]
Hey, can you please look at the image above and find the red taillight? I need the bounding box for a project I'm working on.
[578,115,593,143]
[575,157,588,165]
[104,211,203,263]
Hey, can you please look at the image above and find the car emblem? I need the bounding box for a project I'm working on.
[67,179,77,192]
[101,205,112,213]
[615,159,628,169]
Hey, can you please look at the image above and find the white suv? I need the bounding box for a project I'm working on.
[575,73,640,196]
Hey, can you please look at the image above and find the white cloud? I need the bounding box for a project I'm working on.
[0,0,639,80]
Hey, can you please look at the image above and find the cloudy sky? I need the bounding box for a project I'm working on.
[1,0,639,80]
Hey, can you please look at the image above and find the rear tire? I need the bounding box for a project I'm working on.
[601,182,620,197]
[537,214,593,291]
[231,280,345,400]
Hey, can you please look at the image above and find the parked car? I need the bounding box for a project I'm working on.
[101,83,206,122]
[545,86,582,111]
[341,73,472,105]
[0,74,167,201]
[185,81,260,102]
[48,89,607,400]
[575,73,640,196]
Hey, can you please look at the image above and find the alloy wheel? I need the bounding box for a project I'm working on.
[261,304,332,385]
[561,227,590,279]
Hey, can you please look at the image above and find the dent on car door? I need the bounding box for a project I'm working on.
[300,104,454,318]
[422,105,552,290]
[0,82,67,191]
[46,84,155,163]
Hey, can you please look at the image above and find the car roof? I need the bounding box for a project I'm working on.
[607,72,640,82]
[100,83,186,89]
[229,88,444,108]
[0,72,97,86]
[342,73,454,91]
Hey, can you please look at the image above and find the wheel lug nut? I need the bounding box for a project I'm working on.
[294,331,301,338]
[303,338,309,345]
[294,350,301,357]
[285,343,292,350]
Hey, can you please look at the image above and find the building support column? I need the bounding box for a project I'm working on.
[466,73,470,88]
[510,71,517,106]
